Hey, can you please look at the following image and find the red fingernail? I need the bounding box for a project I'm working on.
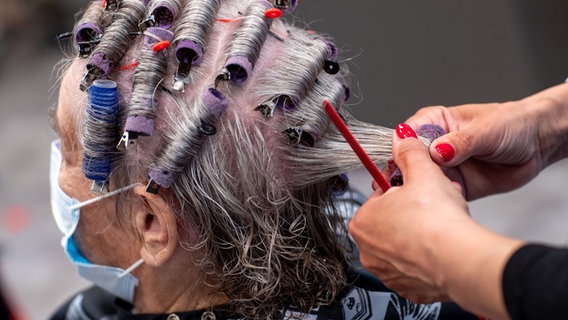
[396,123,417,139]
[435,143,455,162]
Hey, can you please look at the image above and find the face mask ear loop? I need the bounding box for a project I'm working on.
[119,258,145,278]
[69,183,138,210]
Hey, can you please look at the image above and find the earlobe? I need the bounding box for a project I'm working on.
[133,185,179,267]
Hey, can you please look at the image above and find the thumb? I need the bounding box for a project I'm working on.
[394,124,444,184]
[429,127,483,166]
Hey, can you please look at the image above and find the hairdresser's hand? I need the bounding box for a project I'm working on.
[350,125,522,319]
[406,83,568,200]
[351,124,467,303]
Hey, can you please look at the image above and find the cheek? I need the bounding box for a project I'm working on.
[74,199,140,266]
[59,161,92,203]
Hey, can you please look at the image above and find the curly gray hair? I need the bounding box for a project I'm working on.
[61,0,397,318]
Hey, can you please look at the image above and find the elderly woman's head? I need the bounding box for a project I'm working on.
[50,0,393,318]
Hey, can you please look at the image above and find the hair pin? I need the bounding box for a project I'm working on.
[272,0,297,13]
[255,100,277,119]
[214,68,231,88]
[324,60,340,75]
[116,131,138,150]
[173,40,203,92]
[146,179,161,194]
[264,8,282,19]
[103,0,121,11]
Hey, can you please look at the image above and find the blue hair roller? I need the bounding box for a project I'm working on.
[83,79,120,193]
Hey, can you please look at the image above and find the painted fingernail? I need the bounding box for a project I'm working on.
[435,143,455,162]
[396,123,417,139]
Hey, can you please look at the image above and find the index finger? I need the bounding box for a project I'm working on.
[393,124,446,184]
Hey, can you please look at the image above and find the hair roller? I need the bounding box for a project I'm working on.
[80,0,146,91]
[74,0,104,58]
[146,88,229,194]
[117,27,174,150]
[252,37,330,108]
[216,0,274,85]
[271,0,297,13]
[83,80,121,193]
[141,0,182,30]
[278,75,345,148]
[172,0,221,92]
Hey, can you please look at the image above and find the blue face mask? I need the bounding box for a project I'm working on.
[49,139,143,303]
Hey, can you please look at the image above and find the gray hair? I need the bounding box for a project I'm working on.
[63,0,396,318]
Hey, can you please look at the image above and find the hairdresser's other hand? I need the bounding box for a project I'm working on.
[406,83,568,200]
[350,124,523,319]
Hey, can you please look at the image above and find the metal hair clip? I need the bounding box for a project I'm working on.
[104,0,121,11]
[214,68,231,88]
[80,67,105,92]
[77,38,102,57]
[139,15,157,31]
[116,131,138,151]
[283,127,303,146]
[91,180,110,194]
[255,100,277,119]
[273,0,290,10]
[146,179,160,194]
[199,120,217,136]
[324,60,340,75]
[173,48,198,92]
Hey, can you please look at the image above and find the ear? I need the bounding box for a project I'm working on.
[133,185,179,267]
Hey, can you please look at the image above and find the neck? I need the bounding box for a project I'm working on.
[132,253,229,314]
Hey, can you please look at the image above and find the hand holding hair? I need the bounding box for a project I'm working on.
[350,123,523,320]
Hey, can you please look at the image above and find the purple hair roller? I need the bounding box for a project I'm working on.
[273,0,297,13]
[74,22,103,57]
[150,2,178,29]
[125,116,155,137]
[203,88,229,117]
[224,56,253,84]
[416,124,446,142]
[148,168,175,190]
[389,124,446,186]
[173,40,204,92]
[80,52,113,91]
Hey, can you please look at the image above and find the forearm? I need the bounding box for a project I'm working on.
[522,82,568,167]
[425,219,524,319]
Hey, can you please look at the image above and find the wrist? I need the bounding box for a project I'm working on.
[426,217,523,319]
[525,83,568,167]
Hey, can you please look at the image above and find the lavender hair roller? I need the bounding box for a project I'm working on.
[216,0,273,86]
[74,22,103,58]
[146,88,228,194]
[83,80,120,193]
[273,0,297,13]
[172,40,204,92]
[223,56,254,84]
[389,124,446,186]
[143,0,181,30]
[118,27,174,150]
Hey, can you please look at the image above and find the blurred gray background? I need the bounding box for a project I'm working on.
[0,1,567,319]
